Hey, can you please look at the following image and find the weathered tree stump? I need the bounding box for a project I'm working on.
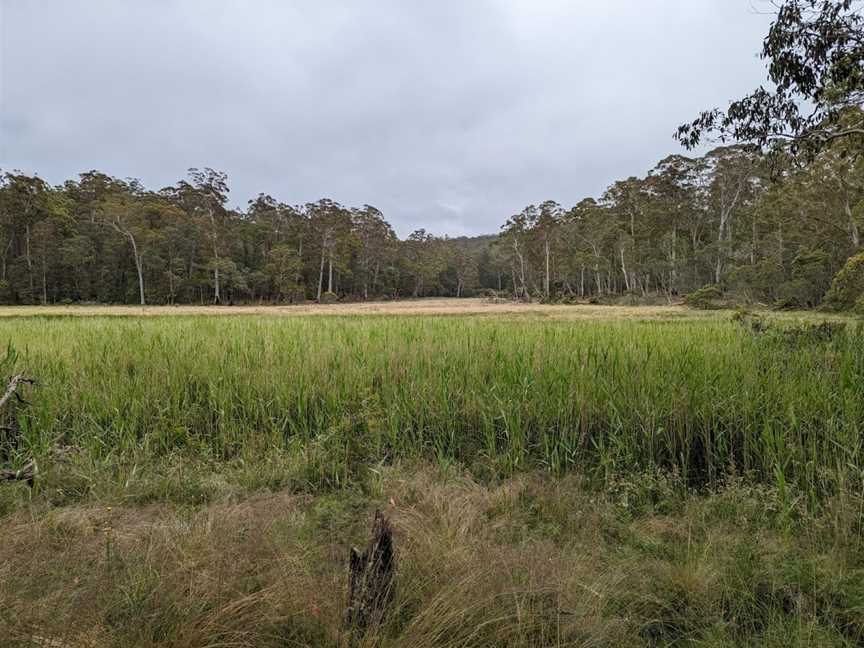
[345,510,395,634]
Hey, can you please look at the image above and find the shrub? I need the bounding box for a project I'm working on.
[684,285,724,310]
[822,252,864,311]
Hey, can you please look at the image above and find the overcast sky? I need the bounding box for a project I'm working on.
[0,1,774,237]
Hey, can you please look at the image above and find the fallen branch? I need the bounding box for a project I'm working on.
[0,460,37,487]
[0,373,37,486]
[0,373,36,410]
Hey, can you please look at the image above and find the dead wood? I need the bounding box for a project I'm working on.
[0,460,37,487]
[0,373,36,410]
[345,510,396,634]
[0,373,37,484]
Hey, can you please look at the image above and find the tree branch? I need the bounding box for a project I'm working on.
[0,374,36,410]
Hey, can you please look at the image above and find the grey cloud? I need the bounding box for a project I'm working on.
[0,0,774,236]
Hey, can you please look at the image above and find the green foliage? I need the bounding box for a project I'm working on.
[684,284,724,309]
[677,1,864,155]
[774,249,834,309]
[823,251,864,311]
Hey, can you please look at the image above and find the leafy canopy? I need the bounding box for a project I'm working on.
[676,0,864,156]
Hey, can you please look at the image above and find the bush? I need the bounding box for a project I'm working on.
[684,285,724,310]
[785,249,832,309]
[774,279,819,310]
[822,252,864,311]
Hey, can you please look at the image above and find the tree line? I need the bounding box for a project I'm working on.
[499,135,862,307]
[0,130,861,308]
[0,167,497,305]
[2,1,860,308]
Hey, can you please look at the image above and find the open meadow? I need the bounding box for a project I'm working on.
[4,0,863,644]
[2,301,864,647]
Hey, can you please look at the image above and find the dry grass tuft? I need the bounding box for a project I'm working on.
[3,464,863,646]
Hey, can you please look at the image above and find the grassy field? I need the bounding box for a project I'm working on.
[2,302,864,646]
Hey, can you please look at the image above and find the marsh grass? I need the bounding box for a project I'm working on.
[2,313,863,499]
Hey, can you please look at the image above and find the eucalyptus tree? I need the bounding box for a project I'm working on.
[0,173,54,302]
[603,178,649,293]
[500,210,531,299]
[352,205,396,299]
[677,0,864,155]
[99,180,150,305]
[704,146,763,283]
[307,199,352,300]
[167,168,231,303]
[404,229,447,297]
[530,201,563,299]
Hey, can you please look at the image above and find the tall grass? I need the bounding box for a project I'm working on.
[3,314,863,496]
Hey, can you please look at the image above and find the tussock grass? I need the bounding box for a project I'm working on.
[3,465,864,646]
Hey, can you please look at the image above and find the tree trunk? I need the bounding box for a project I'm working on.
[213,266,221,304]
[134,257,145,305]
[208,209,221,304]
[511,236,528,299]
[669,228,678,294]
[544,237,550,298]
[297,238,304,289]
[845,198,860,248]
[317,242,326,301]
[751,218,757,266]
[127,235,145,305]
[25,223,34,301]
[373,261,380,296]
[363,254,369,300]
[41,254,47,305]
[620,247,630,292]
